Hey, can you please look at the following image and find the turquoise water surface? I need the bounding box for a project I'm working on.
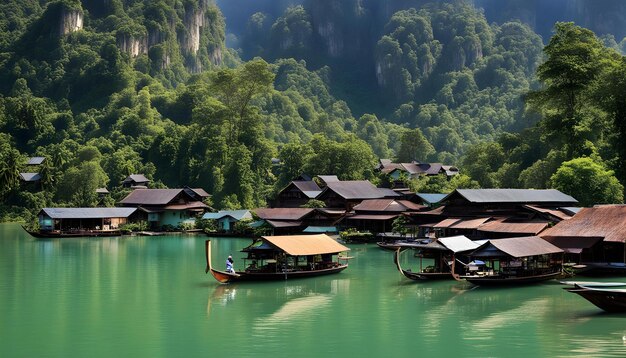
[1,223,626,357]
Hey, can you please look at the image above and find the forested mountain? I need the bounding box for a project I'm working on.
[1,0,626,224]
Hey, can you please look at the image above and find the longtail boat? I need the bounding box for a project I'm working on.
[565,284,626,312]
[205,234,350,283]
[394,247,453,280]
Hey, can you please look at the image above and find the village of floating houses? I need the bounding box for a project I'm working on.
[23,156,626,293]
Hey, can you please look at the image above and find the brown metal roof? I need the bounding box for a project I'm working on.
[523,205,572,221]
[120,189,187,205]
[163,202,209,210]
[321,181,387,200]
[478,219,549,235]
[353,199,400,212]
[540,205,626,243]
[433,218,461,228]
[346,214,398,221]
[316,175,340,183]
[254,208,314,221]
[449,217,492,230]
[396,200,426,211]
[190,188,211,198]
[541,236,604,249]
[261,234,350,256]
[445,189,578,204]
[488,236,563,257]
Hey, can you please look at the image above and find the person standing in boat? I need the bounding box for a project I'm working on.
[226,255,235,273]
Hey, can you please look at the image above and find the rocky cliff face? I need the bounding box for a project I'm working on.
[59,8,83,35]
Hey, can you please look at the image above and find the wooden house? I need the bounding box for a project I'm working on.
[316,180,400,210]
[119,188,209,229]
[253,208,315,235]
[273,181,322,208]
[122,174,150,188]
[202,210,253,233]
[541,205,626,274]
[38,207,138,232]
[340,199,425,234]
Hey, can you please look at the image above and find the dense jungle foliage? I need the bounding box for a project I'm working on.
[1,0,625,223]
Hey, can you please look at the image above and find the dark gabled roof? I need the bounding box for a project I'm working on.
[319,181,392,200]
[316,175,340,183]
[444,189,578,204]
[541,205,626,243]
[289,181,322,198]
[473,236,563,258]
[353,199,423,212]
[254,208,314,221]
[20,173,41,182]
[27,157,46,165]
[378,188,401,198]
[122,174,150,184]
[189,188,210,198]
[418,163,443,175]
[40,207,137,219]
[119,189,189,205]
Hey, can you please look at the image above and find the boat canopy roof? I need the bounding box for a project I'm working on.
[260,234,350,256]
[470,236,563,258]
[437,235,481,253]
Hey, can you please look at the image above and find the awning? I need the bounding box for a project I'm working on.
[261,234,350,256]
[481,236,563,258]
[438,235,482,253]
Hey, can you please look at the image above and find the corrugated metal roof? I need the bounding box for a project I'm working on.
[20,173,41,181]
[346,214,398,220]
[541,236,603,249]
[163,202,209,210]
[317,175,340,183]
[27,157,46,165]
[448,189,578,204]
[433,218,461,228]
[397,200,426,211]
[478,219,549,235]
[353,199,396,212]
[120,189,184,205]
[378,188,401,197]
[41,207,137,219]
[190,188,210,197]
[254,208,314,221]
[321,181,386,200]
[541,205,626,243]
[523,205,572,220]
[123,174,150,183]
[488,236,563,257]
[449,217,492,229]
[438,235,481,253]
[261,234,349,256]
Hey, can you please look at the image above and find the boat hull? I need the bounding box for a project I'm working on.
[24,226,125,238]
[567,285,626,312]
[210,265,349,283]
[460,271,561,286]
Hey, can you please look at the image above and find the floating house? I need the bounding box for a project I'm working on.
[459,236,564,285]
[119,188,210,229]
[37,207,138,233]
[252,208,315,235]
[541,205,626,274]
[202,210,253,233]
[340,199,425,234]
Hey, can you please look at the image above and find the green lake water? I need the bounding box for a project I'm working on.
[2,222,626,357]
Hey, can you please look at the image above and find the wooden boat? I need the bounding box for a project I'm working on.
[565,284,626,312]
[460,271,562,286]
[205,234,350,284]
[23,226,124,238]
[394,248,453,281]
[376,239,426,251]
[458,236,564,287]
